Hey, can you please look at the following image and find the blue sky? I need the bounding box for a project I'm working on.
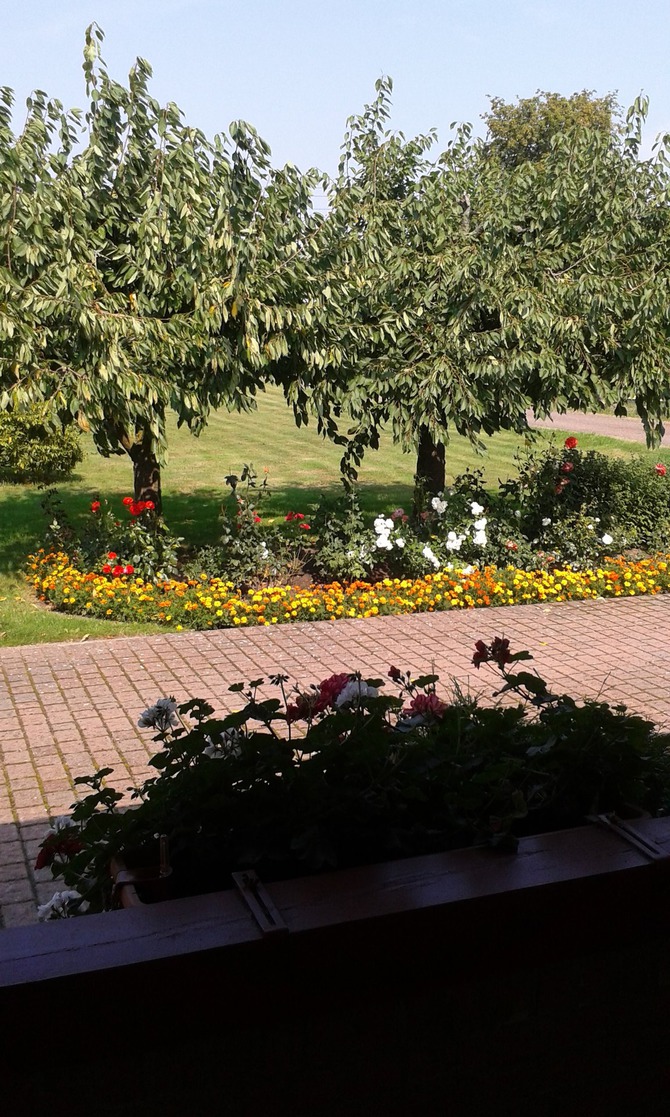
[2,0,669,186]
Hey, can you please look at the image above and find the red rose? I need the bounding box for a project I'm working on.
[144,500,155,510]
[564,437,578,449]
[655,463,667,477]
[299,522,311,530]
[122,496,133,507]
[112,565,124,576]
[560,462,574,473]
[102,564,112,574]
[254,515,261,523]
[129,502,141,517]
[285,512,295,522]
[124,564,135,575]
[91,501,101,513]
[107,551,117,559]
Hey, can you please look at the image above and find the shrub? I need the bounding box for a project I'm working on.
[0,407,83,484]
[505,438,670,564]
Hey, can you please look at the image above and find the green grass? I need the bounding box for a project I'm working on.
[2,387,667,647]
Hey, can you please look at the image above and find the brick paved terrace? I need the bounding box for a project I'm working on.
[1,594,668,929]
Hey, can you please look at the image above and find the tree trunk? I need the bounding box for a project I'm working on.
[127,428,162,514]
[414,426,445,511]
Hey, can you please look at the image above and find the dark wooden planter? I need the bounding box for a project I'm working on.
[3,817,670,1116]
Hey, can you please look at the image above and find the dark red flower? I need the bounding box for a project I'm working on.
[655,463,667,477]
[35,832,83,870]
[560,462,574,474]
[299,522,311,530]
[388,665,402,681]
[472,640,489,668]
[564,437,578,449]
[489,637,512,667]
[285,512,295,522]
[90,501,101,513]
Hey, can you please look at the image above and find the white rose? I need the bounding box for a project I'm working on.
[470,501,484,516]
[602,533,613,546]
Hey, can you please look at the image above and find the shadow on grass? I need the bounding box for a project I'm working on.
[0,479,416,574]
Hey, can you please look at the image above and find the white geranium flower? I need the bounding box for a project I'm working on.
[602,533,613,546]
[460,564,475,575]
[422,545,440,569]
[541,517,551,527]
[334,680,379,707]
[395,536,406,548]
[473,530,487,547]
[470,501,484,516]
[204,728,243,759]
[431,497,448,516]
[473,517,487,530]
[138,697,179,731]
[376,534,393,550]
[37,890,89,921]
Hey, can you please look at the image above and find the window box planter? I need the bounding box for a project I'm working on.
[3,817,670,1115]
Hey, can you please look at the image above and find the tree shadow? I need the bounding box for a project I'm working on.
[0,480,416,573]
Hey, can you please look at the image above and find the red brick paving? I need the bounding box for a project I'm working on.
[0,595,668,928]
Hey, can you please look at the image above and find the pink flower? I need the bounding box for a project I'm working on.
[316,673,351,710]
[404,692,447,719]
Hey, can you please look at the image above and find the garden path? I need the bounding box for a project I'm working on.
[526,409,670,445]
[0,592,668,929]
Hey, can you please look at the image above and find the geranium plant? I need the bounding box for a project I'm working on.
[36,640,670,918]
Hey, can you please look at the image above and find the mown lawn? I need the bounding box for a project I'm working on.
[2,388,666,646]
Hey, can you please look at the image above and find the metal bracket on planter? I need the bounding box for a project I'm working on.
[588,813,670,862]
[232,870,289,936]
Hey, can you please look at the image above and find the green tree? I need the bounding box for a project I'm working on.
[482,89,621,168]
[317,82,670,499]
[0,26,330,510]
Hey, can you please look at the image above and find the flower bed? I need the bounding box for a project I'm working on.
[26,548,670,629]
